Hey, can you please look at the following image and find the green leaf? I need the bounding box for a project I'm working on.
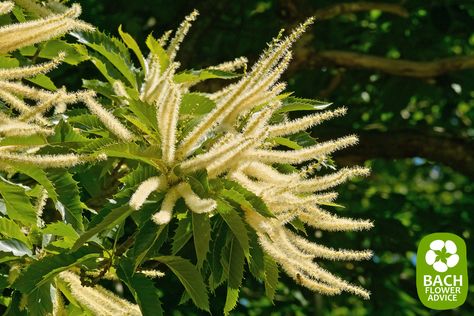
[209,219,227,290]
[72,205,133,251]
[82,79,115,99]
[118,25,146,71]
[192,213,211,269]
[248,231,265,280]
[215,199,250,258]
[274,163,298,174]
[185,170,209,197]
[13,246,99,294]
[73,30,138,88]
[270,136,303,150]
[19,40,88,65]
[220,189,263,219]
[119,164,158,187]
[42,222,79,248]
[0,56,19,68]
[0,178,36,225]
[0,239,32,257]
[64,304,90,315]
[225,238,245,290]
[0,253,19,264]
[171,215,192,255]
[318,201,345,208]
[8,163,58,202]
[277,96,332,113]
[0,134,47,147]
[27,283,53,316]
[140,225,169,259]
[99,143,162,170]
[178,291,191,305]
[88,55,118,85]
[0,217,31,247]
[55,276,86,312]
[73,163,107,198]
[48,170,86,230]
[68,114,107,135]
[131,221,166,269]
[219,179,274,218]
[127,98,158,131]
[224,237,245,315]
[145,33,169,70]
[77,138,117,154]
[117,258,163,316]
[153,256,209,311]
[26,74,57,91]
[288,131,317,147]
[180,93,216,115]
[224,288,239,315]
[264,254,279,301]
[174,69,240,84]
[289,217,307,235]
[123,114,156,139]
[48,120,90,144]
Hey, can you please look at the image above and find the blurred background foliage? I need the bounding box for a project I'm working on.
[57,0,474,314]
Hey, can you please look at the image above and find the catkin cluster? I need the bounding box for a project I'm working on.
[0,1,373,300]
[0,1,120,169]
[123,12,373,298]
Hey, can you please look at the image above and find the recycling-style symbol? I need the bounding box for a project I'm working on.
[425,239,459,272]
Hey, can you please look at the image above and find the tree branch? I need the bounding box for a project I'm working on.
[283,2,472,78]
[314,2,409,20]
[314,129,474,178]
[312,50,474,78]
[278,1,408,22]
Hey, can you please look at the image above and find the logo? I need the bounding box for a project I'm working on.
[416,233,468,310]
[425,239,459,272]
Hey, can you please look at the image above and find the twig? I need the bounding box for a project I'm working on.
[314,50,474,78]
